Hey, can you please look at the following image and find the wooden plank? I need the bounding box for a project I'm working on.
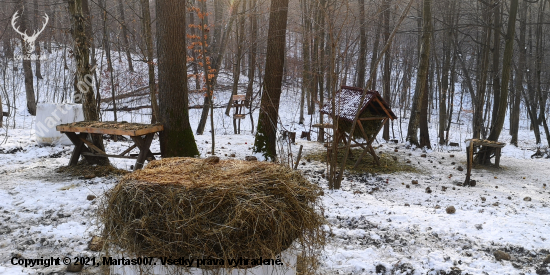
[82,152,138,159]
[369,145,381,166]
[358,117,388,121]
[352,121,371,167]
[119,144,138,156]
[357,121,370,141]
[56,124,163,137]
[293,145,303,170]
[464,141,474,186]
[132,134,155,170]
[64,132,84,166]
[78,136,106,154]
[495,147,501,168]
[374,98,395,120]
[353,147,371,168]
[232,95,246,101]
[312,124,334,128]
[133,126,164,136]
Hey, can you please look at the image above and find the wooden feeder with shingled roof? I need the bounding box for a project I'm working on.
[316,86,397,167]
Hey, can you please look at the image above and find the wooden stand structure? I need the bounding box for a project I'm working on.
[319,86,397,167]
[232,94,247,134]
[57,121,163,170]
[464,139,506,185]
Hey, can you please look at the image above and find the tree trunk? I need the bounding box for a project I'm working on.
[246,0,258,130]
[225,0,246,134]
[511,0,527,146]
[490,1,501,130]
[535,0,550,147]
[382,0,391,141]
[0,91,3,128]
[18,0,37,115]
[487,0,518,141]
[368,7,383,90]
[68,0,106,164]
[197,0,241,134]
[316,0,326,143]
[118,0,134,72]
[156,0,199,157]
[439,2,454,145]
[478,0,518,164]
[100,0,117,122]
[356,0,367,88]
[406,0,432,147]
[3,30,14,59]
[473,1,492,140]
[253,0,290,161]
[140,0,159,123]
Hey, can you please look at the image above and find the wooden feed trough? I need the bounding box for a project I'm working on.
[319,86,397,167]
[56,121,163,170]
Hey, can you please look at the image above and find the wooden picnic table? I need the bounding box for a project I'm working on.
[56,121,163,170]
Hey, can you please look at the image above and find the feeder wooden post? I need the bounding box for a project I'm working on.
[464,139,474,186]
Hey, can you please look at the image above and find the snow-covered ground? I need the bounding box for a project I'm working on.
[1,54,550,274]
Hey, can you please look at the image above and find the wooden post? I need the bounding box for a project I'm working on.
[131,133,155,170]
[294,145,303,170]
[464,140,474,186]
[495,147,501,168]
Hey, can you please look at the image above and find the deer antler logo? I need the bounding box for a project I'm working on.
[11,10,49,60]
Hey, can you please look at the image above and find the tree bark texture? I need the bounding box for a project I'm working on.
[156,0,199,158]
[382,0,391,141]
[68,0,106,163]
[406,0,432,147]
[253,0,290,161]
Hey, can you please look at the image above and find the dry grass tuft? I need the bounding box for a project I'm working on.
[99,158,325,272]
[307,148,418,175]
[56,161,129,178]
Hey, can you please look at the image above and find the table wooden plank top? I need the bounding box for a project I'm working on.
[56,121,164,137]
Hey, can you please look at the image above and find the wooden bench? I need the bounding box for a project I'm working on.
[56,121,163,170]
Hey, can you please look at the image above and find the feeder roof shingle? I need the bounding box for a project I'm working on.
[320,86,396,121]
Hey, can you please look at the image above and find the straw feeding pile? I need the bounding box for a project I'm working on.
[99,157,325,270]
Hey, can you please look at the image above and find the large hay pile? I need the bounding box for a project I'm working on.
[99,157,325,270]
